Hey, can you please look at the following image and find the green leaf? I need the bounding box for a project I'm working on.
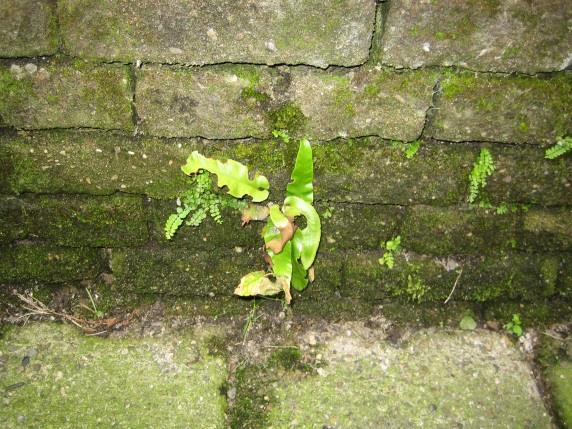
[269,241,293,281]
[269,204,289,229]
[545,136,572,159]
[262,218,281,246]
[283,196,321,270]
[286,139,313,204]
[459,315,477,330]
[181,151,270,202]
[291,254,309,291]
[234,271,291,303]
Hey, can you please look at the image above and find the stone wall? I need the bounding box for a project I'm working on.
[1,0,571,321]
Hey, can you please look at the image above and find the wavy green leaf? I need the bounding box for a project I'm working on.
[283,196,321,270]
[286,139,313,204]
[291,255,309,291]
[181,151,269,202]
[269,241,293,281]
[234,270,291,303]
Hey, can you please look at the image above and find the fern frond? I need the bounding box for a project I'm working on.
[545,136,572,160]
[468,148,495,203]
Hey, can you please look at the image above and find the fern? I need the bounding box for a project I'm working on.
[545,136,572,160]
[164,171,246,239]
[379,235,401,269]
[468,148,495,204]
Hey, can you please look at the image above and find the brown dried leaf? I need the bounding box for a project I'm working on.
[241,204,270,226]
[266,219,295,253]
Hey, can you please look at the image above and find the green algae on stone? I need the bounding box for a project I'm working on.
[378,0,572,73]
[522,208,572,252]
[0,323,227,429]
[58,0,375,67]
[265,330,551,428]
[288,67,437,141]
[0,0,58,57]
[0,197,26,244]
[0,244,104,283]
[431,72,572,144]
[0,61,133,130]
[110,247,263,296]
[547,361,572,427]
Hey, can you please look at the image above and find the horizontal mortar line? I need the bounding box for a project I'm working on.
[333,248,572,259]
[0,126,563,151]
[2,53,569,78]
[4,192,572,212]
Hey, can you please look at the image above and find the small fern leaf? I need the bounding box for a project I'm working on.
[545,136,572,160]
[165,214,183,240]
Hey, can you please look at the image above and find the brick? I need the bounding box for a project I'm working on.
[379,0,572,73]
[109,247,264,296]
[0,0,57,57]
[0,61,133,130]
[430,73,572,144]
[0,244,104,283]
[0,196,25,244]
[521,208,572,252]
[136,65,437,140]
[58,0,376,67]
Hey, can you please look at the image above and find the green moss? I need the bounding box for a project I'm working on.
[205,335,229,358]
[546,361,572,427]
[269,347,308,371]
[0,67,34,115]
[540,258,559,297]
[241,86,270,103]
[269,102,307,134]
[229,365,271,429]
[434,31,447,41]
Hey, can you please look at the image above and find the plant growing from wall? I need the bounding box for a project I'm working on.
[378,235,401,269]
[165,139,320,304]
[468,148,495,204]
[545,136,572,159]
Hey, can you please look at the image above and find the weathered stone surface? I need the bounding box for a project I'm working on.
[0,323,228,428]
[0,0,57,57]
[0,244,104,283]
[344,251,559,303]
[430,73,572,144]
[484,300,572,329]
[0,195,148,247]
[318,203,404,251]
[0,196,25,244]
[559,256,572,300]
[0,61,133,130]
[136,65,437,140]
[250,329,552,428]
[288,68,436,141]
[110,247,264,296]
[58,0,375,67]
[402,205,520,255]
[522,208,572,252]
[136,65,273,139]
[0,131,192,199]
[379,0,572,73]
[547,361,572,427]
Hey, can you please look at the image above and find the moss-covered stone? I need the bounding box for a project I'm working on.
[0,61,133,130]
[559,256,572,300]
[0,196,25,244]
[0,131,193,199]
[344,251,560,303]
[0,0,58,57]
[289,68,437,141]
[0,323,228,428]
[378,0,572,73]
[0,244,104,283]
[483,300,572,328]
[58,0,375,67]
[431,72,572,144]
[401,205,520,255]
[522,208,572,252]
[265,330,551,428]
[110,247,264,296]
[546,361,572,428]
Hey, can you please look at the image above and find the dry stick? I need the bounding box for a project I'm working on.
[444,268,464,304]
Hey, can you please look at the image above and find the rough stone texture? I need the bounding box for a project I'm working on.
[110,247,264,296]
[288,68,436,141]
[0,244,103,283]
[0,194,148,247]
[379,0,572,73]
[136,65,437,140]
[0,131,192,199]
[136,65,273,139]
[58,0,376,67]
[0,61,133,130]
[547,361,572,427]
[522,208,572,252]
[430,72,572,144]
[343,251,560,303]
[402,205,520,255]
[0,323,227,429]
[0,0,57,57]
[259,329,552,428]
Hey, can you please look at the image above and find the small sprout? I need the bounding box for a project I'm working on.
[459,314,477,330]
[545,136,572,160]
[379,235,401,269]
[468,148,495,204]
[504,313,523,338]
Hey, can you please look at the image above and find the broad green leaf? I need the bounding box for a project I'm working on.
[269,204,289,228]
[291,255,309,291]
[262,218,281,246]
[181,151,269,202]
[269,241,293,281]
[234,270,291,303]
[286,139,313,204]
[283,196,321,270]
[459,315,477,330]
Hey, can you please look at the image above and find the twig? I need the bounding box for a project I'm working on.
[444,268,463,304]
